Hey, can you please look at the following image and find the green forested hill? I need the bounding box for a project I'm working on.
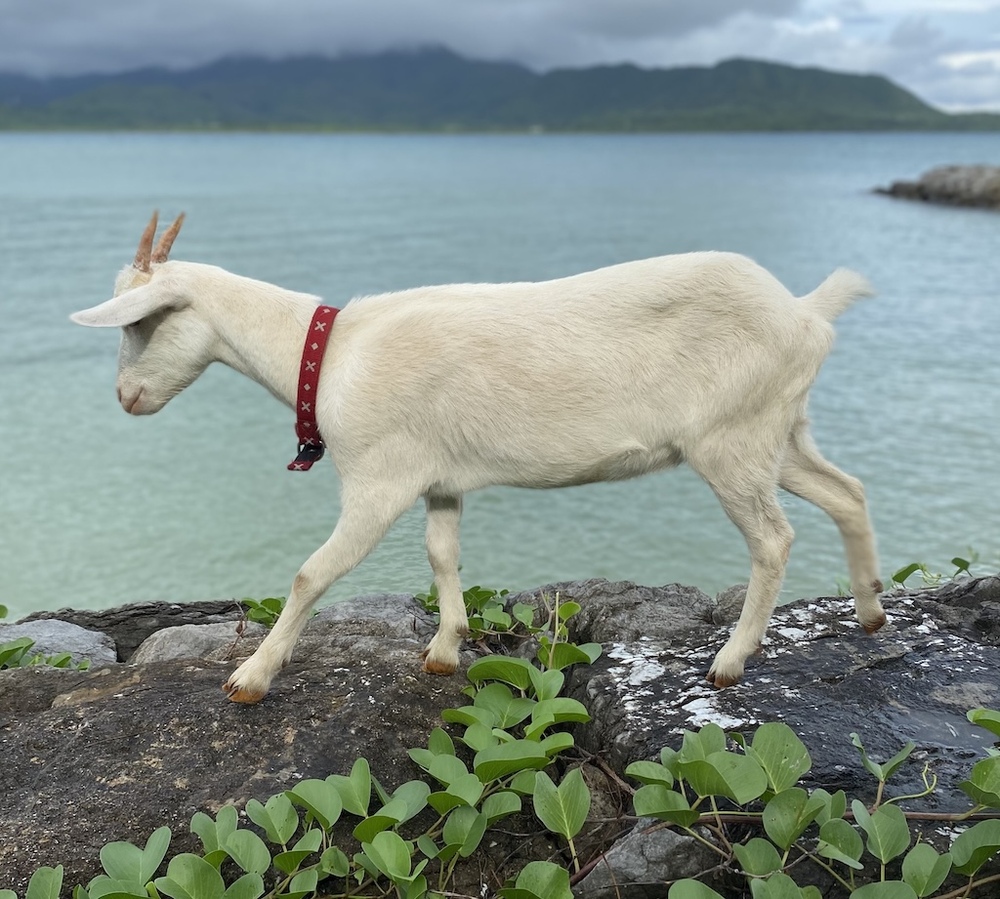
[1,48,996,131]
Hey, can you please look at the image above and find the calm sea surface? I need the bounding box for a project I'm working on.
[2,132,998,621]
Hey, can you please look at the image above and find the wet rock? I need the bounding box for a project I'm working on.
[563,577,1000,812]
[877,164,1000,209]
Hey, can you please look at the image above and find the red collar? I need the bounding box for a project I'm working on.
[288,304,339,471]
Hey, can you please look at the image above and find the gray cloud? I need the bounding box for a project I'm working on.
[0,0,803,76]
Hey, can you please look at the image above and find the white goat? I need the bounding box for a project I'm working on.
[71,213,885,703]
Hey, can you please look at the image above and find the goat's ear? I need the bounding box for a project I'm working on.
[70,285,172,328]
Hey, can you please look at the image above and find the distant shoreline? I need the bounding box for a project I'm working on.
[3,50,998,133]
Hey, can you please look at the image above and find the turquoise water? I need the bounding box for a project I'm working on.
[2,132,999,620]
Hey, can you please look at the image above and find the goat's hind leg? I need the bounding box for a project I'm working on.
[223,480,419,703]
[420,493,469,675]
[692,450,796,688]
[779,423,885,633]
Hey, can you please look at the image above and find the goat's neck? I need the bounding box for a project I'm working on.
[208,273,324,409]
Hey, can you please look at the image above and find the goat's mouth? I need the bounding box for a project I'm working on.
[119,387,149,415]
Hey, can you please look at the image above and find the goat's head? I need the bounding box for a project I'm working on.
[71,212,218,416]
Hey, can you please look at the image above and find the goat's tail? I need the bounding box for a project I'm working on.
[803,268,875,322]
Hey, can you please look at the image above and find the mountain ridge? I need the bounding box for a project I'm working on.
[1,47,997,131]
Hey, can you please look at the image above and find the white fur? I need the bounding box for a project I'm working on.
[71,243,885,701]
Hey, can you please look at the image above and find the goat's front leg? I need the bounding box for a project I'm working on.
[420,493,469,675]
[223,482,418,703]
[700,473,795,688]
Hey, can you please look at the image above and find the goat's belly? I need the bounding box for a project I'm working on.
[506,442,683,489]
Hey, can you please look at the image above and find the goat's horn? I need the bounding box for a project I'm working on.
[151,212,186,264]
[133,210,158,272]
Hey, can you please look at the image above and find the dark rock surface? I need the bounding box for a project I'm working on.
[876,164,1000,208]
[2,577,999,897]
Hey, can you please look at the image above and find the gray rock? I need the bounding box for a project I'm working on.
[712,583,747,625]
[309,593,440,643]
[129,622,268,664]
[877,164,1000,208]
[574,819,720,898]
[505,579,716,643]
[0,619,116,666]
[21,599,245,661]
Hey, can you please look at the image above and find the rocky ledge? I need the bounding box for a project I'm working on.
[1,576,999,897]
[876,164,1000,209]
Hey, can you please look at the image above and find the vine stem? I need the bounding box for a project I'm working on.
[935,873,1000,899]
[788,847,854,894]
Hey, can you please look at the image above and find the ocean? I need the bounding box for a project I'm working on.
[2,131,998,621]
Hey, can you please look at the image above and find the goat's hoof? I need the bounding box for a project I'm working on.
[222,679,268,704]
[862,612,887,635]
[422,656,458,676]
[705,668,741,689]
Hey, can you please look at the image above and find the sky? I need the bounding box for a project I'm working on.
[2,0,999,112]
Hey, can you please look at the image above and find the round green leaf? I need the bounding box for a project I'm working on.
[326,757,372,818]
[851,801,910,863]
[320,846,351,877]
[816,818,864,870]
[25,867,63,899]
[531,769,590,841]
[683,751,768,804]
[442,705,498,728]
[442,806,487,858]
[507,861,573,899]
[222,873,264,899]
[749,872,813,899]
[850,883,917,899]
[763,789,825,851]
[733,838,783,877]
[482,790,522,824]
[467,656,534,690]
[99,827,170,886]
[968,708,1000,740]
[632,785,700,827]
[272,829,322,875]
[288,778,343,830]
[746,723,812,793]
[679,724,727,763]
[361,831,412,880]
[474,741,549,782]
[224,831,271,877]
[901,843,952,897]
[951,819,1000,876]
[427,773,484,814]
[245,794,297,845]
[474,683,535,728]
[625,760,674,788]
[958,756,1000,809]
[155,855,225,899]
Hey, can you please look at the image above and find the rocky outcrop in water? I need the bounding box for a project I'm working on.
[2,577,999,896]
[877,164,1000,208]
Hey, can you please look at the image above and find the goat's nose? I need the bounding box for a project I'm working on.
[119,386,144,415]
